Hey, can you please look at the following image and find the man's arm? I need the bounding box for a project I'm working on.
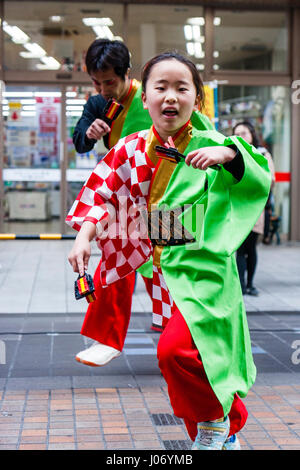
[72,95,109,154]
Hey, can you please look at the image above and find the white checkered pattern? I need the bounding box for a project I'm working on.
[152,265,175,330]
[66,130,154,286]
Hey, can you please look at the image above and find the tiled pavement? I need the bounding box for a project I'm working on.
[1,384,300,450]
[0,240,300,451]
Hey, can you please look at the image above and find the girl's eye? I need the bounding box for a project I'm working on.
[156,87,165,91]
[179,87,188,92]
[106,80,116,86]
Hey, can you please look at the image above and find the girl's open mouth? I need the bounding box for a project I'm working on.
[162,108,178,117]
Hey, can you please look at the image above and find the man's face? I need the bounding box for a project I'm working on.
[90,67,128,101]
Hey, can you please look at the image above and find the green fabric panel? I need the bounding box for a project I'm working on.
[136,258,153,278]
[156,130,271,415]
[120,86,152,138]
[191,110,215,131]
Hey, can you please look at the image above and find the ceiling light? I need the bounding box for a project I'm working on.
[214,17,221,26]
[91,25,114,40]
[82,17,113,27]
[3,21,30,44]
[213,51,220,58]
[187,17,205,26]
[213,64,220,70]
[184,25,193,41]
[36,56,61,70]
[50,16,64,23]
[186,43,195,56]
[20,42,47,58]
[194,43,204,59]
[196,64,204,71]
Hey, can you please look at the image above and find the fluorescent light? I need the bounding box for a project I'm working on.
[186,43,195,56]
[213,51,220,58]
[82,17,113,27]
[214,17,221,26]
[213,64,220,70]
[192,25,201,41]
[184,25,193,41]
[196,64,205,71]
[50,15,64,23]
[36,56,60,70]
[92,25,114,40]
[187,17,205,26]
[20,42,47,58]
[3,21,30,44]
[194,43,204,59]
[102,25,114,40]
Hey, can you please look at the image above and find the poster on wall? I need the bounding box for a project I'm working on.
[5,126,36,167]
[35,97,61,168]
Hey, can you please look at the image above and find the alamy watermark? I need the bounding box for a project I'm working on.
[291,80,300,104]
[0,340,6,365]
[95,198,204,250]
[291,339,300,365]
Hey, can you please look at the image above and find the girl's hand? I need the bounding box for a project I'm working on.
[86,118,111,140]
[185,146,236,170]
[68,222,96,276]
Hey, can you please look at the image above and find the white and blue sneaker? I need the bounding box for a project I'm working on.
[222,434,241,450]
[191,416,230,450]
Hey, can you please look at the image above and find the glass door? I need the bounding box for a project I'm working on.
[2,84,62,234]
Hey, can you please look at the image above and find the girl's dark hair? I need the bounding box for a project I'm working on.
[85,39,131,80]
[141,51,204,109]
[232,121,260,148]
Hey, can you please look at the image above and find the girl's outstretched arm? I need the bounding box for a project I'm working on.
[185,146,236,170]
[68,221,97,276]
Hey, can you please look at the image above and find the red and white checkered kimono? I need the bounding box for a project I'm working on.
[66,130,173,329]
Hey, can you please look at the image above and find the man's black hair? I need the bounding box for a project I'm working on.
[85,39,131,80]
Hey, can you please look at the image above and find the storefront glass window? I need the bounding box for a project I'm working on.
[4,1,123,71]
[218,85,291,236]
[65,85,107,233]
[127,4,205,77]
[214,10,288,71]
[2,85,62,233]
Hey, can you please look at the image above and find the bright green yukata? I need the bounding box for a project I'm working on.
[156,130,271,416]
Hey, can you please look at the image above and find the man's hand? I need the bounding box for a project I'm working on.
[86,118,111,140]
[185,146,236,170]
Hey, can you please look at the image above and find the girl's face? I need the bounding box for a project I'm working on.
[141,59,199,142]
[233,125,253,145]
